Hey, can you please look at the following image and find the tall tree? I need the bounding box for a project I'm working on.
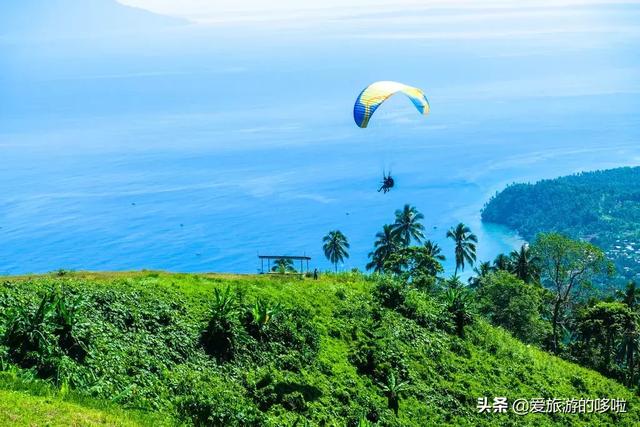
[366,224,400,273]
[476,271,551,344]
[493,253,512,271]
[618,281,640,386]
[618,281,640,310]
[509,243,540,283]
[383,246,444,284]
[532,233,612,354]
[619,313,639,387]
[392,204,425,246]
[423,240,446,261]
[323,230,350,273]
[574,302,631,376]
[446,223,478,275]
[468,261,492,288]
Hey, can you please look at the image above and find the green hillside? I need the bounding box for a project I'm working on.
[0,271,637,426]
[481,167,640,282]
[0,388,145,426]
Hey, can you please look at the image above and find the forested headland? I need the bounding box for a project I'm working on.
[482,167,640,284]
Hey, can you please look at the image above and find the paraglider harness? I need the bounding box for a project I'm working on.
[378,172,395,194]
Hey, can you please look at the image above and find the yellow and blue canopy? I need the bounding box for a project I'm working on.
[353,81,430,128]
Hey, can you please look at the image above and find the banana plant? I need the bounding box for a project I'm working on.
[378,371,410,416]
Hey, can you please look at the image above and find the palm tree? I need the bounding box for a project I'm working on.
[446,223,477,275]
[509,244,539,283]
[444,287,474,338]
[468,261,492,288]
[619,317,640,387]
[493,253,512,271]
[323,230,350,272]
[378,372,410,416]
[618,281,640,386]
[445,274,464,290]
[271,258,296,273]
[392,204,425,246]
[618,281,640,310]
[366,224,400,272]
[423,240,445,261]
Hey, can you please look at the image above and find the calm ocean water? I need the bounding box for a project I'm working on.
[1,2,639,276]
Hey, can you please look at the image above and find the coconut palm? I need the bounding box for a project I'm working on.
[618,281,640,310]
[493,253,512,271]
[446,223,477,275]
[445,274,465,290]
[323,230,350,272]
[468,261,492,288]
[444,287,474,338]
[509,243,539,283]
[392,204,425,246]
[619,317,640,386]
[423,240,446,261]
[271,258,296,273]
[366,224,400,272]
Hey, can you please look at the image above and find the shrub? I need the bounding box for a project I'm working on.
[172,369,263,426]
[350,322,410,384]
[251,307,320,371]
[374,278,406,310]
[399,289,441,329]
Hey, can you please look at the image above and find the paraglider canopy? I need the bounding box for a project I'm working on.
[353,81,430,128]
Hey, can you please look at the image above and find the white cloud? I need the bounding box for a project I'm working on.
[118,0,640,25]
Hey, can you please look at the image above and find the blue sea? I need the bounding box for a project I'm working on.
[1,1,639,276]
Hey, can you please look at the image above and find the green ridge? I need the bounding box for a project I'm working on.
[0,271,638,426]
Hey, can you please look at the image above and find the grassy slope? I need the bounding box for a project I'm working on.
[0,388,134,426]
[0,388,162,426]
[1,271,639,426]
[0,368,172,426]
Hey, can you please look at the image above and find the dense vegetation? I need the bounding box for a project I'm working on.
[0,269,638,426]
[3,198,640,425]
[358,203,640,412]
[481,167,640,283]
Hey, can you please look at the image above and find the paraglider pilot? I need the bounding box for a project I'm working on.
[378,172,395,194]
